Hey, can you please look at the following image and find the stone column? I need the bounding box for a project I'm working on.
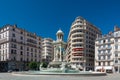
[60,45,62,61]
[53,46,56,61]
[56,49,59,61]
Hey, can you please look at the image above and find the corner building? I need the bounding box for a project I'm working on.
[66,16,101,71]
[0,25,41,72]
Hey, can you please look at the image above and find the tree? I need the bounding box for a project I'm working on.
[41,62,48,68]
[29,62,38,70]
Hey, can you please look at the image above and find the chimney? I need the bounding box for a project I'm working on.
[114,25,120,31]
[34,33,36,35]
[13,24,17,28]
[109,31,112,35]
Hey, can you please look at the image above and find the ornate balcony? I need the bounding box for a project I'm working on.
[0,38,8,44]
[96,58,113,62]
[98,47,112,51]
[98,53,112,56]
[96,41,114,46]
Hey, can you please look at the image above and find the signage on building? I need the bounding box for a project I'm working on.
[72,48,84,51]
[72,53,83,56]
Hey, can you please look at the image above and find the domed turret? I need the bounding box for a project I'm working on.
[56,29,64,41]
[56,29,64,35]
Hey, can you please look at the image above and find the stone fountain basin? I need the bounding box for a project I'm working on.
[12,71,107,76]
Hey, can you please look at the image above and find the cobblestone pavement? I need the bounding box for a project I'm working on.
[0,73,120,80]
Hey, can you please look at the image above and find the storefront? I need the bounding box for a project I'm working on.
[114,66,120,73]
[104,66,113,73]
[95,66,113,73]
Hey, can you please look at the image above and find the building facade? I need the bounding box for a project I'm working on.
[0,24,41,72]
[95,32,114,73]
[41,38,54,63]
[95,26,120,73]
[66,16,101,71]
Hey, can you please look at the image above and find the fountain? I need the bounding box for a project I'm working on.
[13,29,107,76]
[39,62,79,73]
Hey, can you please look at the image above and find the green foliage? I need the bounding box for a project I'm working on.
[29,62,38,70]
[41,62,48,68]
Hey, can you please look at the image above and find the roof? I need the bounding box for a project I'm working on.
[56,29,64,35]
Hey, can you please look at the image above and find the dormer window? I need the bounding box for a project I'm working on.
[103,40,105,43]
[13,28,15,31]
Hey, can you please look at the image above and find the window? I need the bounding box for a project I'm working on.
[11,44,17,48]
[108,44,111,48]
[27,47,29,51]
[14,44,17,48]
[20,36,23,40]
[98,40,101,43]
[11,49,16,54]
[12,28,15,31]
[31,53,33,57]
[20,31,23,34]
[3,50,4,54]
[108,50,110,53]
[20,58,23,61]
[11,49,13,53]
[108,55,110,59]
[108,39,110,42]
[31,48,33,52]
[115,33,118,37]
[14,50,17,54]
[20,51,23,55]
[103,56,105,60]
[35,49,37,53]
[98,56,101,60]
[12,33,15,37]
[35,54,37,57]
[115,39,118,42]
[27,58,29,62]
[103,40,106,43]
[27,52,29,56]
[98,62,101,66]
[103,62,105,66]
[98,51,101,54]
[115,45,118,49]
[103,51,105,54]
[13,57,16,60]
[20,46,23,50]
[115,60,118,63]
[115,53,118,57]
[108,62,110,66]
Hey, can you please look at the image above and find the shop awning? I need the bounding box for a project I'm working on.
[95,66,102,69]
[95,66,112,70]
[104,66,113,70]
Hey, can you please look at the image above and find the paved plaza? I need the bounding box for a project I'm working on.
[0,73,120,80]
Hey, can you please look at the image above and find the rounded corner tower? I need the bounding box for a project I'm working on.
[66,16,101,71]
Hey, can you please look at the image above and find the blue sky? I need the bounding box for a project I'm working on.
[0,0,120,41]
